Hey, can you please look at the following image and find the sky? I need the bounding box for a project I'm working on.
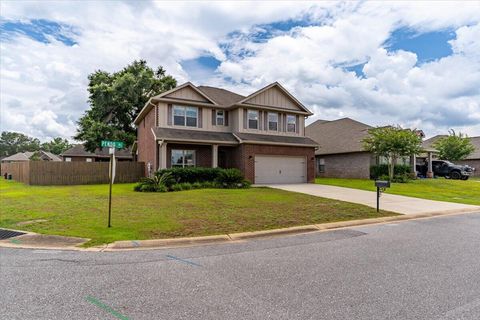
[1,0,479,142]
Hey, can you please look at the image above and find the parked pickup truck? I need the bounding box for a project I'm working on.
[416,160,474,180]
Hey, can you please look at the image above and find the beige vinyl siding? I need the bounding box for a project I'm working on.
[164,86,210,102]
[243,86,299,110]
[157,103,231,132]
[237,107,305,136]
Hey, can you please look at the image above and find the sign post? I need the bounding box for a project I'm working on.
[101,140,124,228]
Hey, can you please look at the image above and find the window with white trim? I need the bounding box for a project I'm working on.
[216,110,224,126]
[65,157,71,162]
[248,110,259,129]
[173,106,198,127]
[86,158,92,162]
[287,114,296,133]
[268,112,278,131]
[171,149,196,168]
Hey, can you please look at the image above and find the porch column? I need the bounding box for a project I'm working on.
[427,151,433,178]
[158,141,168,170]
[410,154,416,174]
[212,144,218,168]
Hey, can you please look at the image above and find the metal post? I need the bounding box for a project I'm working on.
[376,187,380,212]
[108,152,113,228]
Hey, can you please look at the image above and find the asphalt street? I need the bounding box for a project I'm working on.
[1,212,480,320]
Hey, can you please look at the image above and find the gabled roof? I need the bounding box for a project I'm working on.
[236,82,313,115]
[1,152,31,162]
[306,118,372,155]
[423,135,480,160]
[152,82,218,104]
[134,81,313,125]
[39,151,62,161]
[1,150,62,162]
[197,86,245,106]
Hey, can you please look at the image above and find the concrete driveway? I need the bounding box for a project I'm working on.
[267,184,480,215]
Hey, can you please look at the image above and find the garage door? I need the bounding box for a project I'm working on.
[254,155,306,184]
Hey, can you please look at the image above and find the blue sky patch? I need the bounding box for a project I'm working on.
[181,56,221,81]
[385,27,455,63]
[343,62,367,78]
[0,19,78,46]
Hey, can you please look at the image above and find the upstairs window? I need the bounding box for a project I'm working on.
[287,114,296,133]
[268,113,278,131]
[216,110,224,126]
[173,106,198,127]
[248,110,259,129]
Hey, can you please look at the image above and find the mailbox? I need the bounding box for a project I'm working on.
[375,180,390,188]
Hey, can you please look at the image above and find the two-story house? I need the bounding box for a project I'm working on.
[134,82,318,184]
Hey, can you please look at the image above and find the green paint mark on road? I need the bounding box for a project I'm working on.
[10,239,21,244]
[86,296,130,320]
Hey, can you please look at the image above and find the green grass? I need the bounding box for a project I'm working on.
[0,180,396,247]
[316,177,480,206]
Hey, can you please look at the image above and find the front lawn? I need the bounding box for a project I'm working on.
[0,180,396,247]
[316,177,480,206]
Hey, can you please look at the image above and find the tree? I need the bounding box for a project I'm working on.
[0,131,41,156]
[363,126,422,180]
[41,137,72,155]
[433,130,475,161]
[75,60,177,152]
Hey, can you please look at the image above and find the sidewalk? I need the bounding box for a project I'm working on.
[267,184,480,215]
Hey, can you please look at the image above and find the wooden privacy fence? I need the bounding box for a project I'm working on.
[1,161,145,185]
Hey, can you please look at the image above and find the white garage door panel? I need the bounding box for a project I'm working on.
[255,155,306,184]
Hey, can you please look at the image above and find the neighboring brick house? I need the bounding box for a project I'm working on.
[422,135,480,176]
[134,82,318,184]
[61,144,133,162]
[306,118,376,179]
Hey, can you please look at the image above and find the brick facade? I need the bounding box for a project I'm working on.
[316,152,374,179]
[137,108,157,175]
[456,159,480,176]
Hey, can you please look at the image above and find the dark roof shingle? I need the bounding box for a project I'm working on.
[153,127,238,144]
[306,118,372,155]
[234,132,318,146]
[197,86,245,106]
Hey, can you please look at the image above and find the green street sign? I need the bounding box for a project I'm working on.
[101,140,125,149]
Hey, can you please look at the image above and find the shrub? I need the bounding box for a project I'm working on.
[156,167,223,184]
[370,164,411,179]
[392,174,411,183]
[216,168,246,188]
[134,171,172,192]
[137,167,251,192]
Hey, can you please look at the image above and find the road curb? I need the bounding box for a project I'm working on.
[1,209,478,251]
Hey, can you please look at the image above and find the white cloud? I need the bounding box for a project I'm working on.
[1,0,480,141]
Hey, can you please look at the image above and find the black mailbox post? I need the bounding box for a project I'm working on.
[375,180,390,212]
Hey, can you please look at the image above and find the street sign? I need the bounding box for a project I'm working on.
[101,140,124,149]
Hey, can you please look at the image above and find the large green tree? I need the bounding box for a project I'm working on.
[75,60,177,152]
[41,137,72,155]
[433,130,475,161]
[0,131,41,156]
[363,126,422,180]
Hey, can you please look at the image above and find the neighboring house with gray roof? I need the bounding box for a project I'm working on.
[61,144,133,162]
[134,82,318,183]
[1,150,62,163]
[306,118,376,179]
[422,135,480,176]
